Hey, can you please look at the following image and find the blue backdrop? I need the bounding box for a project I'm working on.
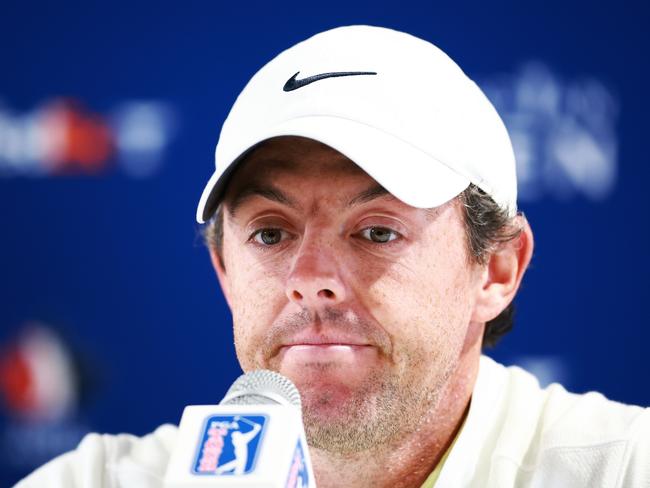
[1,1,649,485]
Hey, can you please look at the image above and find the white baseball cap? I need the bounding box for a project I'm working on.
[196,25,517,223]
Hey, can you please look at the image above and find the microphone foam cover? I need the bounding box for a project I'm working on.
[220,369,302,409]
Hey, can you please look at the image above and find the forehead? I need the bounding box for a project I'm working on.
[231,136,369,180]
[222,136,387,210]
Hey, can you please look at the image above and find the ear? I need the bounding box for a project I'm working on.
[471,216,534,323]
[209,245,233,309]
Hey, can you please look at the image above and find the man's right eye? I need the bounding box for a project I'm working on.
[251,228,286,245]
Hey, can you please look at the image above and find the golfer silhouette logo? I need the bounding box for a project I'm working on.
[194,414,266,475]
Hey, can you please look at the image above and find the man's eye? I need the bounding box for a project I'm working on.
[252,228,286,245]
[359,227,399,243]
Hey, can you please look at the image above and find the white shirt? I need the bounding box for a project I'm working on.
[15,356,650,487]
[436,356,649,487]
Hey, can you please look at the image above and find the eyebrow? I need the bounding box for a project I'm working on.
[228,185,299,217]
[349,186,439,220]
[227,183,398,217]
[346,185,392,207]
[351,186,452,226]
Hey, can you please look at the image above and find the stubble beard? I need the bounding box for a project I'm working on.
[238,307,460,456]
[300,358,452,456]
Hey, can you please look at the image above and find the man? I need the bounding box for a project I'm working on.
[16,25,649,488]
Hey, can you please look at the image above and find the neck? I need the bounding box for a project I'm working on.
[310,324,483,488]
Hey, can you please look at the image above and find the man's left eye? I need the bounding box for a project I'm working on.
[359,227,399,243]
[252,228,287,245]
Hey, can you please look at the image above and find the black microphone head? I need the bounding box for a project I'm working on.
[220,369,302,408]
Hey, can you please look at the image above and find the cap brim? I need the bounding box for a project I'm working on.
[196,115,470,223]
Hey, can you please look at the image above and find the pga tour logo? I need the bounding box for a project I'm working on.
[193,414,266,475]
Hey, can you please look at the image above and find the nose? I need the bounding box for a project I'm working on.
[286,238,347,310]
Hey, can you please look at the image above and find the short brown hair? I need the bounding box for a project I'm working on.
[458,184,524,347]
[202,184,523,348]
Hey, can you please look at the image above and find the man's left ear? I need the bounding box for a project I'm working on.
[471,216,534,322]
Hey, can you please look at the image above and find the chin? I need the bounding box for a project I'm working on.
[301,385,403,454]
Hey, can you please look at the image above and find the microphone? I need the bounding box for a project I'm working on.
[164,370,316,488]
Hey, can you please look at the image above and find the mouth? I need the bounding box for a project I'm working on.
[280,331,374,349]
[285,334,371,345]
[264,312,392,369]
[279,343,373,353]
[276,333,378,366]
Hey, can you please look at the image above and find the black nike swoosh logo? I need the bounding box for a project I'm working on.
[283,71,377,92]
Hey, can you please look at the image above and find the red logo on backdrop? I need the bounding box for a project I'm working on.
[0,325,77,420]
[0,98,174,177]
[42,100,115,173]
[0,347,32,413]
[0,323,91,472]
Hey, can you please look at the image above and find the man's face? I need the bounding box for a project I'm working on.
[216,137,484,453]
